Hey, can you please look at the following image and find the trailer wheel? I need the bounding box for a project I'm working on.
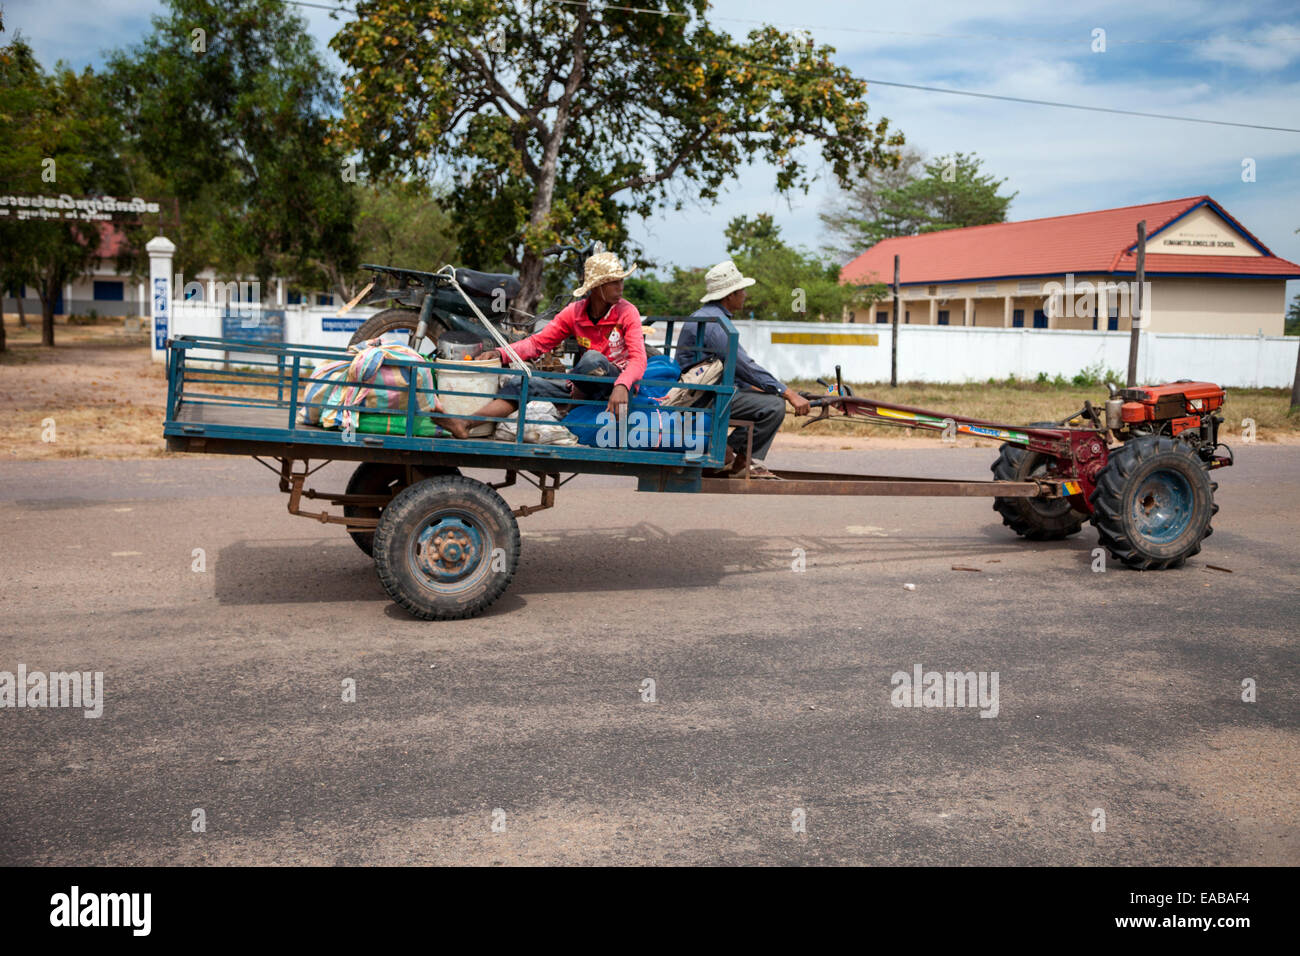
[343,463,460,556]
[372,475,519,620]
[1089,435,1218,570]
[348,308,448,356]
[990,431,1084,540]
[344,463,407,557]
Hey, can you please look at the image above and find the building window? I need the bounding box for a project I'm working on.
[1012,309,1024,327]
[905,311,910,324]
[287,290,303,305]
[93,280,124,301]
[876,311,889,324]
[316,293,335,306]
[937,310,949,326]
[1033,310,1048,329]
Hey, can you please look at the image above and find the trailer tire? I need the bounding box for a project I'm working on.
[1089,435,1217,570]
[372,475,519,620]
[990,430,1084,540]
[344,463,460,556]
[348,308,449,355]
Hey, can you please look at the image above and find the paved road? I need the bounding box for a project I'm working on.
[1,445,1296,865]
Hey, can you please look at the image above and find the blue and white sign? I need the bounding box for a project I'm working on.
[152,276,169,351]
[322,315,366,333]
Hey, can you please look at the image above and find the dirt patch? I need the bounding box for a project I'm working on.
[1,321,169,459]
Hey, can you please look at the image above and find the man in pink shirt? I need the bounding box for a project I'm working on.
[469,251,647,422]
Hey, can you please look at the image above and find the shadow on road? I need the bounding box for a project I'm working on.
[212,520,1094,606]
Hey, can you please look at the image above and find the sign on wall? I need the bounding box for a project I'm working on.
[0,194,162,223]
[221,309,284,343]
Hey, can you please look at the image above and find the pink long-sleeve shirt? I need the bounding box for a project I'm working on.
[510,297,647,391]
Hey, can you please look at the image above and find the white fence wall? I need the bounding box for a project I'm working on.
[170,302,1299,389]
[731,320,1299,390]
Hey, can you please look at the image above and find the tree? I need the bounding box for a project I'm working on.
[332,0,902,313]
[724,213,876,320]
[0,37,128,347]
[825,150,1016,251]
[907,152,1017,233]
[351,180,459,277]
[820,146,924,261]
[106,0,358,296]
[1286,291,1299,336]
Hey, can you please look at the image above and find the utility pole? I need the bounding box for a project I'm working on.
[891,254,900,387]
[1290,336,1300,414]
[1126,220,1146,387]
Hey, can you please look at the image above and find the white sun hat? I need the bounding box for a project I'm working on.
[700,260,757,303]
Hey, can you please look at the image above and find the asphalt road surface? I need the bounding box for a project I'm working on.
[2,444,1296,865]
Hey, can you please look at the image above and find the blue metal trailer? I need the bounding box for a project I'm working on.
[163,311,1107,619]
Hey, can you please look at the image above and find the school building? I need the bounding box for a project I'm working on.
[840,196,1299,336]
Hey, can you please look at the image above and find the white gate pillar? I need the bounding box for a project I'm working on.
[147,235,176,363]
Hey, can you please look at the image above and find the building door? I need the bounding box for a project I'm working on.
[1012,309,1024,328]
[1032,309,1048,329]
[937,310,949,325]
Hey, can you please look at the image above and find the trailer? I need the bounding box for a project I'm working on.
[163,311,1231,619]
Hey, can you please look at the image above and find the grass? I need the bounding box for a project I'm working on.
[782,377,1299,442]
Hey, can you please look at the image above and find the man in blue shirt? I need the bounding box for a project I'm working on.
[675,261,810,478]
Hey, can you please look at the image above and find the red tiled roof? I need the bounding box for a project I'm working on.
[840,196,1300,286]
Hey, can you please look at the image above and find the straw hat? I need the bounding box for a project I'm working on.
[573,251,638,297]
[700,260,756,303]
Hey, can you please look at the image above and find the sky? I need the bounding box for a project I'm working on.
[8,0,1300,299]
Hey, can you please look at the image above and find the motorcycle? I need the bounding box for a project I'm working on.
[346,242,602,360]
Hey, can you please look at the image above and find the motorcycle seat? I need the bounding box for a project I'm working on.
[455,268,521,300]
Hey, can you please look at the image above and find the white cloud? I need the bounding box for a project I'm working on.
[1199,23,1300,71]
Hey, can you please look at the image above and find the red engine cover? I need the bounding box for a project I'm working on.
[1121,382,1225,422]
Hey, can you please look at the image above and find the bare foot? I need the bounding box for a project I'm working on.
[441,417,471,440]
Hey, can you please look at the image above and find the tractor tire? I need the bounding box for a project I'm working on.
[1089,435,1218,570]
[348,308,448,356]
[990,427,1085,540]
[372,475,519,620]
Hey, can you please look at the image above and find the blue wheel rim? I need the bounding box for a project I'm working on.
[1131,470,1194,544]
[409,511,491,593]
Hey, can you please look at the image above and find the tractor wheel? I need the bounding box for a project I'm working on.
[348,307,448,356]
[990,428,1085,540]
[1089,435,1218,570]
[372,475,519,620]
[344,463,460,556]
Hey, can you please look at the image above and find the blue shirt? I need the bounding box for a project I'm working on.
[674,303,787,395]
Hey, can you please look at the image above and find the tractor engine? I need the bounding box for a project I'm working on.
[1106,381,1226,463]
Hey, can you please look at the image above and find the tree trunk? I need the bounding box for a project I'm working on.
[16,293,26,328]
[39,276,56,347]
[0,301,6,353]
[516,252,546,317]
[514,9,588,317]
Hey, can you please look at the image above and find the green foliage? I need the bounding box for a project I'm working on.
[106,0,358,292]
[331,0,902,309]
[1286,292,1299,335]
[820,146,923,262]
[828,151,1016,249]
[624,267,707,318]
[724,213,875,319]
[1071,361,1124,387]
[0,35,132,346]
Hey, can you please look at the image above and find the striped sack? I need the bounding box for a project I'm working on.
[299,340,442,430]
